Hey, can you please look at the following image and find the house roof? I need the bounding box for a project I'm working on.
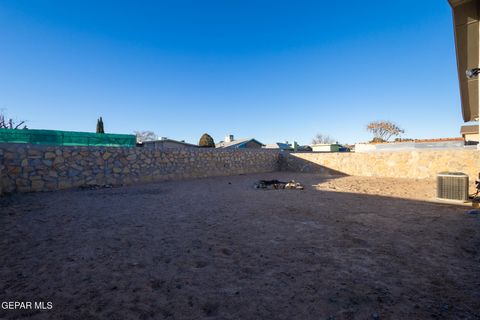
[297,145,312,151]
[460,124,478,135]
[448,0,472,7]
[141,139,198,147]
[264,142,293,150]
[216,138,264,148]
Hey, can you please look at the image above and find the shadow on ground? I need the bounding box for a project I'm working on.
[1,173,479,320]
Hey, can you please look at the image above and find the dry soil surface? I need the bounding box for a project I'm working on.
[1,173,479,320]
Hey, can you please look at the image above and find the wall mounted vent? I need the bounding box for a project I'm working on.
[436,172,469,201]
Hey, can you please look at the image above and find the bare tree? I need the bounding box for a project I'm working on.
[0,110,27,129]
[312,133,335,145]
[134,131,158,143]
[366,121,404,142]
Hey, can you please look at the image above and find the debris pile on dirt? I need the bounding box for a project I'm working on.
[254,179,304,190]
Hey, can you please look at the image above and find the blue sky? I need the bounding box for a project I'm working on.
[0,0,464,145]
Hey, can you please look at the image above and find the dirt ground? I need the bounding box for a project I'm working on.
[1,173,479,319]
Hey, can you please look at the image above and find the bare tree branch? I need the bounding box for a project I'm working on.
[0,110,27,129]
[366,121,404,142]
[14,121,26,130]
[134,130,158,143]
[312,133,336,145]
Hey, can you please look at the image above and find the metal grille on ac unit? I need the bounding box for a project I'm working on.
[436,172,469,201]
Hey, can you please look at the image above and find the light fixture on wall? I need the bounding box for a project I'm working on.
[466,68,480,79]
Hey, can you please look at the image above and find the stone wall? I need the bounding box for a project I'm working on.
[0,144,280,193]
[2,143,478,194]
[282,149,480,180]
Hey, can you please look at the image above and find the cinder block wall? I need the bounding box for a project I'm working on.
[0,144,281,193]
[282,150,480,180]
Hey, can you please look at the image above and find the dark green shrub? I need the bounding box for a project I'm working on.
[96,117,105,134]
[199,133,215,148]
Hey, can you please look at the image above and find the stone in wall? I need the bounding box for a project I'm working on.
[0,143,281,193]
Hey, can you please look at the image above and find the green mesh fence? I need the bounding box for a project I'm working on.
[0,129,136,147]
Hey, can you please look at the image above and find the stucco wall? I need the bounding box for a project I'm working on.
[0,144,280,193]
[282,149,480,180]
[464,133,479,142]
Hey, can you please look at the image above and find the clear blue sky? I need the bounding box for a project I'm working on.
[0,0,465,145]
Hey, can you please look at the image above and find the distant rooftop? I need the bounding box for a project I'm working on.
[216,138,264,148]
[216,134,264,148]
[264,142,293,150]
[141,138,198,147]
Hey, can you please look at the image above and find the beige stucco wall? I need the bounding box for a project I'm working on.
[283,149,480,180]
[463,133,479,142]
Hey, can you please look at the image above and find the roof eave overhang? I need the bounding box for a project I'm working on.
[449,0,479,122]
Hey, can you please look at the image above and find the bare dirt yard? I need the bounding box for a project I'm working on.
[1,173,479,319]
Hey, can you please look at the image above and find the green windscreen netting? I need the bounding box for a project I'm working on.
[0,129,136,147]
